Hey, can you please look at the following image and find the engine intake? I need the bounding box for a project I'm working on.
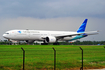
[45,36,56,43]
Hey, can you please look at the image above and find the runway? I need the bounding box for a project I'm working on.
[85,68,105,70]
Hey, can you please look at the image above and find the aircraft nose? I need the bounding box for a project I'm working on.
[3,34,7,38]
[3,34,6,37]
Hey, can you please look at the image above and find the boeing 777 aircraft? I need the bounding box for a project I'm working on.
[3,19,98,45]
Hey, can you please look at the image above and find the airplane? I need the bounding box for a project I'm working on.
[3,19,98,45]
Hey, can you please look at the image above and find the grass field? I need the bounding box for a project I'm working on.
[0,45,105,70]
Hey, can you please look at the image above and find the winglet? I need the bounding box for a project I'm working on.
[77,19,88,33]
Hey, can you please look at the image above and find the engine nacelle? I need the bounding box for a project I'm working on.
[45,36,56,43]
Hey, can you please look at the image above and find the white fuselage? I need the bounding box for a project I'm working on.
[3,30,77,41]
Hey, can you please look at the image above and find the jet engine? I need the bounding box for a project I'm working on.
[45,36,56,43]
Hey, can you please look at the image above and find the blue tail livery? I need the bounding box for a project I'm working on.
[77,19,88,33]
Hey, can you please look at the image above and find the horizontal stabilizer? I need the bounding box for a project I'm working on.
[84,31,99,35]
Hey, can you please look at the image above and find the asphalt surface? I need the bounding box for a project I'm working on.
[83,68,105,70]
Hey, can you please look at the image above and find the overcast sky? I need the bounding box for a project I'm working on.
[0,0,105,41]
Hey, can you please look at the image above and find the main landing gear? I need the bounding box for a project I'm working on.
[41,41,60,45]
[41,43,48,45]
[53,42,60,45]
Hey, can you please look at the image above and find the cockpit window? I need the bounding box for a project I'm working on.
[5,33,9,34]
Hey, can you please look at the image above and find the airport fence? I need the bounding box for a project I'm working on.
[0,47,105,70]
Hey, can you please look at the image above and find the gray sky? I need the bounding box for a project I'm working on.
[0,0,105,41]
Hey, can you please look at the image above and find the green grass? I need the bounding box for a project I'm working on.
[0,45,105,70]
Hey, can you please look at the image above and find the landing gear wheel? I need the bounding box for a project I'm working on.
[53,42,60,45]
[41,43,48,45]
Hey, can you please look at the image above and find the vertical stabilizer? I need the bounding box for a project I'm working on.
[77,19,88,33]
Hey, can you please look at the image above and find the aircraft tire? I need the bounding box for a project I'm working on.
[53,42,60,45]
[41,43,48,45]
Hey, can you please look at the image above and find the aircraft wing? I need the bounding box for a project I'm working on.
[55,31,99,39]
[41,33,83,39]
[55,33,84,38]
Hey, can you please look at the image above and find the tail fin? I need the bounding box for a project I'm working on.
[77,19,88,33]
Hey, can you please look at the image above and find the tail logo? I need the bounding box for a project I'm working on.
[77,19,88,33]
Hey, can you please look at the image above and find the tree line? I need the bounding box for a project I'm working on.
[0,40,105,45]
[59,41,105,45]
